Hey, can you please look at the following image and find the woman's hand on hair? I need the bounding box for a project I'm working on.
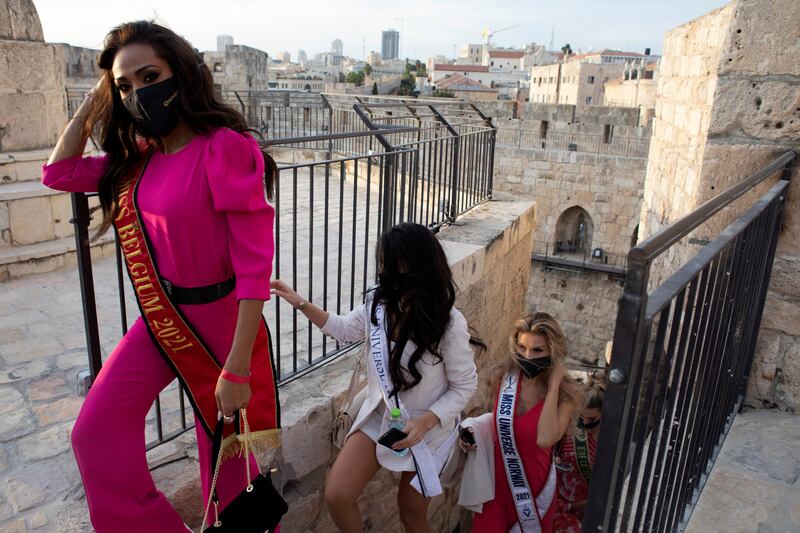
[548,364,566,390]
[75,79,103,120]
[392,411,439,450]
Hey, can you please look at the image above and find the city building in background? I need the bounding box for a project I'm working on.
[381,29,399,60]
[216,34,233,52]
[204,44,270,92]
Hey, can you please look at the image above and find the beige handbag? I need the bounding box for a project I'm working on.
[332,358,366,450]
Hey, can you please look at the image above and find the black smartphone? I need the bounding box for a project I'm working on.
[378,427,408,451]
[459,426,475,446]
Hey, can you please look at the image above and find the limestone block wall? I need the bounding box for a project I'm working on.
[0,0,68,153]
[637,4,735,270]
[494,146,646,255]
[492,145,646,363]
[526,264,623,364]
[636,0,800,411]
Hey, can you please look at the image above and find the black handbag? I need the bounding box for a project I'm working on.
[201,409,288,532]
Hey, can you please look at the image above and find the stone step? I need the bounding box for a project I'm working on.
[0,181,103,249]
[0,148,51,184]
[0,232,116,281]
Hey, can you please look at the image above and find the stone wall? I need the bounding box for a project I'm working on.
[492,145,645,364]
[636,0,800,411]
[494,146,645,255]
[0,6,67,152]
[526,264,623,364]
[52,44,100,89]
[474,100,649,128]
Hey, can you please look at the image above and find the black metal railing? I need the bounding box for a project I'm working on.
[68,93,495,451]
[583,151,795,532]
[532,239,628,276]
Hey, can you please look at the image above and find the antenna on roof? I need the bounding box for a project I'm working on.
[549,21,555,51]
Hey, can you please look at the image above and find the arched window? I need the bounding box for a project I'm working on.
[555,206,594,253]
[213,62,223,72]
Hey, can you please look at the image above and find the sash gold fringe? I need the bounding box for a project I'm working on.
[219,428,282,462]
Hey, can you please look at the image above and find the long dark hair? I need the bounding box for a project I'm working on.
[85,20,276,237]
[370,223,481,397]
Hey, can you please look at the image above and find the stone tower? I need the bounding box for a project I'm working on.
[0,0,67,152]
[638,0,800,410]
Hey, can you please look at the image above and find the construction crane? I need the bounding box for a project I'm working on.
[395,17,420,59]
[480,24,521,65]
[481,24,521,47]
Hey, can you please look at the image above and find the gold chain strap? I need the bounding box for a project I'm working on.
[200,409,262,530]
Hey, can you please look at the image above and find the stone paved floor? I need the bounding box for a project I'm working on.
[0,167,401,530]
[685,409,800,533]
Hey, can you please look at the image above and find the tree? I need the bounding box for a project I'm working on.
[363,63,373,76]
[338,72,346,83]
[398,71,418,96]
[432,89,455,98]
[561,43,573,56]
[371,82,378,95]
[345,71,365,86]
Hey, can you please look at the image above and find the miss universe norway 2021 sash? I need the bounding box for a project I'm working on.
[497,370,557,533]
[114,151,280,456]
[369,295,460,498]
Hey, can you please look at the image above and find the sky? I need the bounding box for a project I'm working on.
[33,0,728,61]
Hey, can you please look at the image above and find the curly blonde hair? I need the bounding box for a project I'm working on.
[499,312,579,403]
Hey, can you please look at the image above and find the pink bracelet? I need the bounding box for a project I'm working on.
[220,368,251,384]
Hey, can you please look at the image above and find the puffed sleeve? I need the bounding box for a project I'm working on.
[205,128,275,301]
[427,309,478,429]
[41,154,108,192]
[320,304,368,344]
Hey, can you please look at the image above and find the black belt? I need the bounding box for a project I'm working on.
[161,276,236,305]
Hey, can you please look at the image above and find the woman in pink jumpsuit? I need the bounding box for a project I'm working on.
[42,21,279,532]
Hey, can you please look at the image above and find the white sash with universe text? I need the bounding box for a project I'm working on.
[497,370,557,533]
[368,300,459,498]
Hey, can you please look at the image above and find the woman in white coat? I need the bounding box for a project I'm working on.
[270,222,480,533]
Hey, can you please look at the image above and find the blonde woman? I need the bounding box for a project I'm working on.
[458,313,581,533]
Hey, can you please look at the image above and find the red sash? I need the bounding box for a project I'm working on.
[114,151,280,455]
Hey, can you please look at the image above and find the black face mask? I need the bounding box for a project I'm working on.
[517,356,551,379]
[581,418,601,430]
[122,77,180,137]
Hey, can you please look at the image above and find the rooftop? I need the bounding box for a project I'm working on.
[433,64,490,73]
[436,74,497,92]
[488,50,525,59]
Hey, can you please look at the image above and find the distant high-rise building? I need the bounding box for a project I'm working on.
[217,34,233,52]
[381,29,399,60]
[278,51,291,64]
[331,39,343,55]
[298,49,308,66]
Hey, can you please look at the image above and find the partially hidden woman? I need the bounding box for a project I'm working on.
[553,374,605,532]
[270,222,480,533]
[41,21,280,532]
[458,313,581,533]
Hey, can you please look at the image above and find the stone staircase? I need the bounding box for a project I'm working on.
[0,148,115,281]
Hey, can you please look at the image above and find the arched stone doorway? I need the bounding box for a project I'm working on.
[555,206,594,253]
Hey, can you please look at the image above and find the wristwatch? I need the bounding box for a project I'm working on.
[296,300,308,311]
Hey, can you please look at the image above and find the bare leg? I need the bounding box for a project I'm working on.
[324,431,381,533]
[397,471,432,533]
